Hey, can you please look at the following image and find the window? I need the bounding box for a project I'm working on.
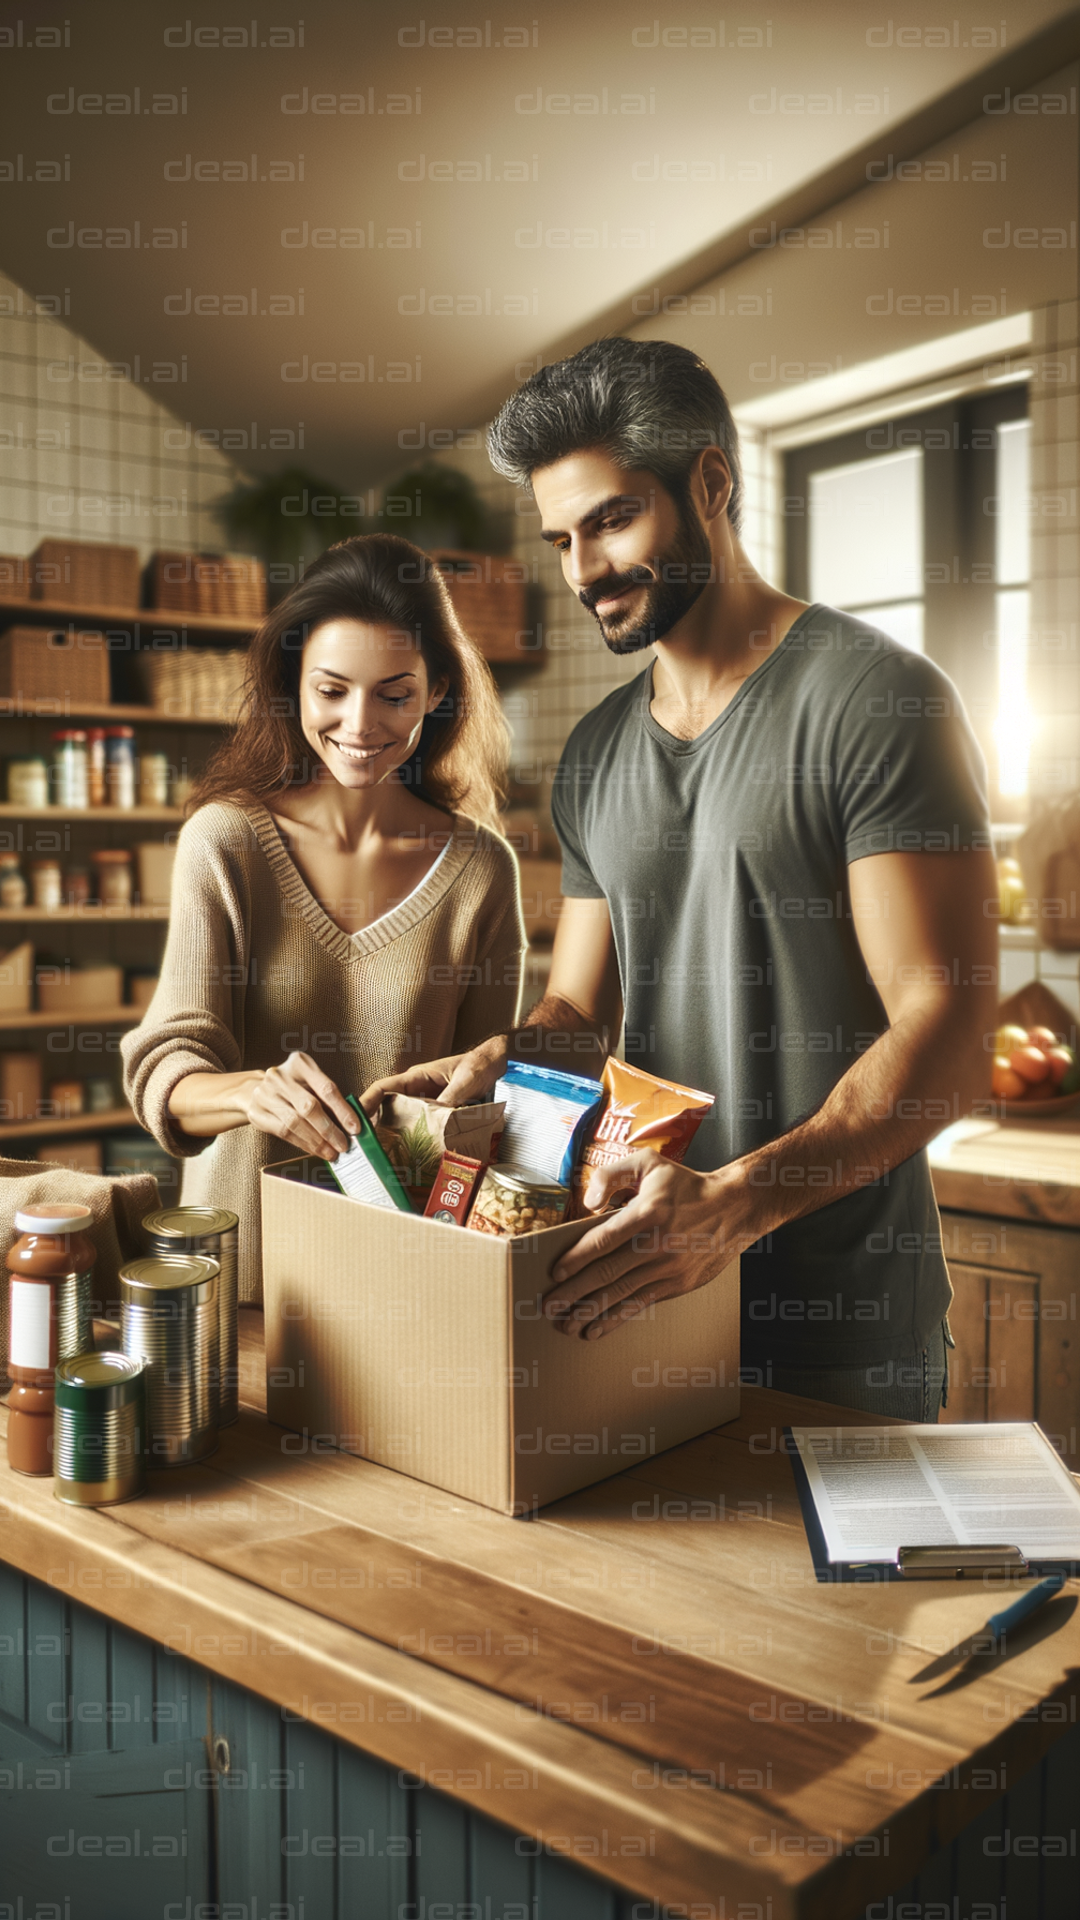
[785,385,1029,809]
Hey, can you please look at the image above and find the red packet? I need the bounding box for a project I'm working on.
[423,1152,485,1227]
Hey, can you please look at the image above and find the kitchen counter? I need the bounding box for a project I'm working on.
[929,1113,1080,1227]
[2,1309,1079,1918]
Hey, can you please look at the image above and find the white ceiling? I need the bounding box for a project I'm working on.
[2,0,1076,484]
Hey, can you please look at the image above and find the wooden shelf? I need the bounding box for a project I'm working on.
[0,906,169,922]
[0,697,235,727]
[0,1106,135,1143]
[0,803,180,822]
[0,1007,141,1031]
[0,595,256,637]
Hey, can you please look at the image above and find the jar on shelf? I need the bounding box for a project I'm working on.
[105,728,137,809]
[86,729,107,807]
[7,756,49,808]
[85,1076,115,1114]
[91,848,133,908]
[48,1080,85,1119]
[65,866,91,909]
[29,858,62,912]
[51,731,89,809]
[0,854,27,908]
[138,752,170,807]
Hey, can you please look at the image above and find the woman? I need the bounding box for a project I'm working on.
[122,535,525,1303]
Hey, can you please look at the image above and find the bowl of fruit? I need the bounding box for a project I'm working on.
[991,1022,1080,1117]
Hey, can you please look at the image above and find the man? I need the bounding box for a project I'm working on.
[367,337,997,1419]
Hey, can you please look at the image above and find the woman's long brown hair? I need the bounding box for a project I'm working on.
[188,534,510,831]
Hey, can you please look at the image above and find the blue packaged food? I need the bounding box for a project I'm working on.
[493,1062,604,1187]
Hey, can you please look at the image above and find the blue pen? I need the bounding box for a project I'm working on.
[912,1573,1067,1684]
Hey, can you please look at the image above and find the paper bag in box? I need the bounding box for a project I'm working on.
[261,1156,740,1515]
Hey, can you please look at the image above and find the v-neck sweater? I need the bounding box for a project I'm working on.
[121,799,525,1303]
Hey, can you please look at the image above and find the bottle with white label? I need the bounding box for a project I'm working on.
[6,1204,96,1476]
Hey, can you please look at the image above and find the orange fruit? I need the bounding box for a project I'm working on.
[1028,1025,1059,1052]
[992,1057,1027,1100]
[1011,1046,1052,1084]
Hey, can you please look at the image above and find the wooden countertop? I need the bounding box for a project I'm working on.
[929,1114,1080,1226]
[2,1309,1079,1920]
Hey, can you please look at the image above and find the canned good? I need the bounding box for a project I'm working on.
[105,727,137,809]
[468,1164,569,1237]
[48,1079,84,1120]
[0,854,26,908]
[30,858,62,912]
[86,729,107,807]
[85,1076,115,1113]
[142,1207,239,1426]
[53,1350,146,1507]
[51,730,89,809]
[65,865,91,908]
[120,1252,219,1466]
[138,752,170,807]
[91,847,133,908]
[7,756,49,808]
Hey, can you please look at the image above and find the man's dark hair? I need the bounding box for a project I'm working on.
[487,337,743,534]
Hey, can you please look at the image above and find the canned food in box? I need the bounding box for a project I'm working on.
[468,1163,568,1238]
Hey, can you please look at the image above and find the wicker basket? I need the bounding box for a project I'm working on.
[0,626,110,704]
[30,539,141,610]
[149,551,266,620]
[429,551,528,662]
[0,554,33,602]
[143,648,248,719]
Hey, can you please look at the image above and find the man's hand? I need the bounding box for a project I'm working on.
[545,1149,752,1339]
[360,1035,509,1116]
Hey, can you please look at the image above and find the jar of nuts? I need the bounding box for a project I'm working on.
[468,1164,569,1238]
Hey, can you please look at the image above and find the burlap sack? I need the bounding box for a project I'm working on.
[0,1158,161,1385]
[1018,794,1080,950]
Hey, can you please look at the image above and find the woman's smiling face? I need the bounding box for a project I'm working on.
[298,619,448,791]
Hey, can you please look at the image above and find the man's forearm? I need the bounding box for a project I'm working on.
[724,998,989,1239]
[507,992,614,1074]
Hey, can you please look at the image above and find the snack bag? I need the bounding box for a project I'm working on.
[328,1096,415,1213]
[376,1093,505,1208]
[574,1059,714,1214]
[492,1062,604,1187]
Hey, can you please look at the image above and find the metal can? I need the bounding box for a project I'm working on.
[53,1350,146,1507]
[105,727,137,809]
[51,730,89,809]
[138,752,170,807]
[120,1253,219,1466]
[468,1163,569,1237]
[56,1265,92,1362]
[7,756,49,808]
[85,1075,115,1113]
[142,1207,239,1425]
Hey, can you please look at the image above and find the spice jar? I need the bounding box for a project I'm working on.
[30,857,62,912]
[48,1079,85,1119]
[91,847,132,908]
[138,752,170,807]
[7,756,49,808]
[6,1203,97,1476]
[0,854,27,908]
[86,728,107,806]
[105,728,137,809]
[65,865,91,908]
[51,730,89,808]
[85,1075,115,1113]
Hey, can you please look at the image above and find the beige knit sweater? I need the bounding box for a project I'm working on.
[122,800,525,1304]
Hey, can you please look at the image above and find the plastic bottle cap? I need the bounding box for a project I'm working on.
[14,1204,94,1234]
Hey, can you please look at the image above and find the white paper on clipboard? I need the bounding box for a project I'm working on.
[790,1422,1080,1565]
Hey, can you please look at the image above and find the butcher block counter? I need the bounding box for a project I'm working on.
[928,1114,1080,1228]
[2,1310,1080,1920]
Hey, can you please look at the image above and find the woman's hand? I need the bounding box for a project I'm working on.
[239,1051,360,1158]
[360,1034,510,1115]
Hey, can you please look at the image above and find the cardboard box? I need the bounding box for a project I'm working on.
[135,842,176,907]
[128,974,158,1011]
[0,942,34,1014]
[262,1156,740,1515]
[36,965,123,1012]
[0,626,110,704]
[0,1051,42,1121]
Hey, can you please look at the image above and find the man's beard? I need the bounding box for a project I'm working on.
[579,507,714,656]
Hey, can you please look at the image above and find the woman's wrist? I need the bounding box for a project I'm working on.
[168,1068,266,1136]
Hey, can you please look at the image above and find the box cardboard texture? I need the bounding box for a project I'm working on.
[262,1156,741,1515]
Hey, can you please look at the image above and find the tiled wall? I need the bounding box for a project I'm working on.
[0,268,248,566]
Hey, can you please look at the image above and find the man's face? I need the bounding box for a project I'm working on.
[533,449,714,655]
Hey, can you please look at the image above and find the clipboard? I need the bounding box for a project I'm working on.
[785,1425,1080,1583]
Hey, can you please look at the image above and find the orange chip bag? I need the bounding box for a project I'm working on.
[573,1059,714,1213]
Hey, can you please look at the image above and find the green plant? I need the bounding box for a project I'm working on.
[214,466,371,573]
[381,461,504,552]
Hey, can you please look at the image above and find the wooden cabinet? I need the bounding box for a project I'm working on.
[940,1208,1080,1461]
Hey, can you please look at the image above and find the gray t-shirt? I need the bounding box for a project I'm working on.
[551,605,991,1368]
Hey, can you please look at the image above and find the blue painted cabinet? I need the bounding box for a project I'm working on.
[2,1563,1078,1918]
